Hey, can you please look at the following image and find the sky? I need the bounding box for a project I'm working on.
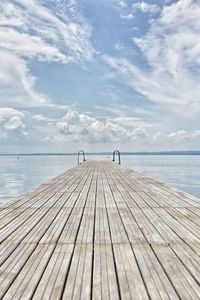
[0,0,200,153]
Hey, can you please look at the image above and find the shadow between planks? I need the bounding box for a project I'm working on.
[1,161,200,299]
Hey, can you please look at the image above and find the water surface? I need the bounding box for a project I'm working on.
[0,156,76,204]
[0,155,200,204]
[123,155,200,198]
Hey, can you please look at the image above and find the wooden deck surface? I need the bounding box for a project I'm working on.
[1,160,200,299]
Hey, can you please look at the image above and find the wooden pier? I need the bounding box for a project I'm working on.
[1,160,200,299]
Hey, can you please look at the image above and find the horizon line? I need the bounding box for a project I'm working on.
[1,150,200,156]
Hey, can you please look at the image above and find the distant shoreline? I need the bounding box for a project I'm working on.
[1,151,200,156]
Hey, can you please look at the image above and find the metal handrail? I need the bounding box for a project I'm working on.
[112,150,121,165]
[78,150,86,165]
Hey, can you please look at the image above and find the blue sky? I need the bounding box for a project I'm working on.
[0,0,200,153]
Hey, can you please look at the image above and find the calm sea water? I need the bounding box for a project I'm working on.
[0,155,200,204]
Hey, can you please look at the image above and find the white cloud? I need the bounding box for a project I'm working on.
[133,1,160,14]
[107,116,150,128]
[116,0,128,8]
[4,117,24,130]
[0,28,66,62]
[2,106,199,151]
[104,0,200,116]
[152,129,200,149]
[0,0,94,63]
[32,114,49,121]
[167,130,190,145]
[56,109,136,143]
[0,0,94,108]
[0,50,47,107]
[167,130,200,143]
[28,105,199,150]
[120,14,134,20]
[0,108,25,132]
[133,127,148,139]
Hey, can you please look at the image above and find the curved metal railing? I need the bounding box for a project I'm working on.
[112,149,121,165]
[77,150,86,165]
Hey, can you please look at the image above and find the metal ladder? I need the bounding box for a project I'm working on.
[77,150,86,165]
[112,149,121,165]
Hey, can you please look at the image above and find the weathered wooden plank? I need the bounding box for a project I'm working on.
[56,208,82,244]
[2,244,55,300]
[32,244,74,299]
[142,208,182,244]
[133,243,179,299]
[152,244,200,299]
[95,208,111,244]
[153,208,200,244]
[1,160,200,299]
[107,208,129,244]
[0,207,30,230]
[0,243,37,298]
[93,243,119,300]
[118,208,147,244]
[0,208,52,243]
[113,243,149,299]
[171,242,200,282]
[0,242,21,266]
[62,244,93,300]
[76,207,95,244]
[167,207,200,238]
[130,207,166,245]
[24,208,71,244]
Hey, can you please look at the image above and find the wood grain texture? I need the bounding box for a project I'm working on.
[1,160,200,299]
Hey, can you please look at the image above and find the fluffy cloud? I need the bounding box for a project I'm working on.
[0,108,25,134]
[56,110,136,143]
[104,0,200,116]
[54,109,200,149]
[0,0,94,107]
[152,129,200,149]
[2,106,200,151]
[133,2,160,14]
